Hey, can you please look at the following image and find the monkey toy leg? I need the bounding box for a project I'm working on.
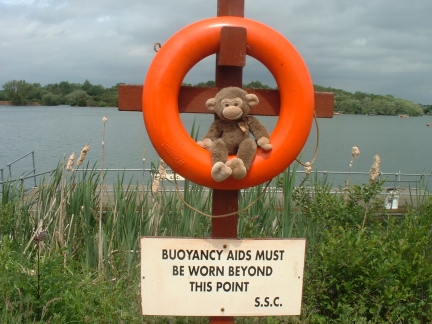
[226,138,257,180]
[209,139,232,182]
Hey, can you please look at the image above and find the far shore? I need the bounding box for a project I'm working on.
[0,102,115,108]
[0,101,40,106]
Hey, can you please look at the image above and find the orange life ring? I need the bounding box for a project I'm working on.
[143,17,314,190]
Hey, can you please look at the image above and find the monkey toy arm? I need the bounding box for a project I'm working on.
[197,120,223,150]
[247,116,272,151]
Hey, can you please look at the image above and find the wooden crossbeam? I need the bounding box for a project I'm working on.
[118,84,335,118]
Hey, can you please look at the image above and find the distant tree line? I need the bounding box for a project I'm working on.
[0,79,118,107]
[1,79,430,116]
[314,85,427,116]
[189,80,273,90]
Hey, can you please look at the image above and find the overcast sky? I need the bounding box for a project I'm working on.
[1,0,431,104]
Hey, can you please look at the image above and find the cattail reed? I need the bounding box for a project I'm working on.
[350,146,360,168]
[76,144,90,167]
[345,146,360,194]
[152,177,160,196]
[99,115,107,274]
[158,159,167,180]
[66,152,75,171]
[369,154,381,183]
[151,159,166,196]
[304,162,312,175]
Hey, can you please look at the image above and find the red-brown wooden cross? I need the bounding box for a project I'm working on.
[118,0,333,322]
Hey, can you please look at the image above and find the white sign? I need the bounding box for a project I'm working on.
[141,237,306,316]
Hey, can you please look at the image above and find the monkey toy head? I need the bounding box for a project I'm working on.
[205,87,259,120]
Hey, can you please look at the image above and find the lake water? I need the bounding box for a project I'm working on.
[1,106,432,187]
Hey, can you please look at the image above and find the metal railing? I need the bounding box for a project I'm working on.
[1,152,431,195]
[1,151,37,187]
[296,170,432,191]
[2,168,430,192]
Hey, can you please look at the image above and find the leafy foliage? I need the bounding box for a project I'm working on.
[304,214,432,323]
[315,85,425,116]
[1,79,118,107]
[2,80,36,105]
[298,178,432,323]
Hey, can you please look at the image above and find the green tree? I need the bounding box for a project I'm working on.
[375,97,396,115]
[81,79,92,92]
[334,93,351,113]
[98,85,118,107]
[423,105,432,115]
[194,80,215,87]
[58,81,76,96]
[244,80,272,89]
[42,93,61,106]
[65,90,89,106]
[86,84,104,97]
[361,97,374,115]
[370,99,383,115]
[394,99,423,116]
[43,83,60,95]
[338,99,361,114]
[2,80,32,105]
[352,91,367,101]
[0,90,7,101]
[25,83,42,102]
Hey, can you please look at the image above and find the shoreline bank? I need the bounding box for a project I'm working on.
[0,101,41,106]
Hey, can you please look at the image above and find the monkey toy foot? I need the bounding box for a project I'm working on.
[226,158,247,180]
[211,161,232,182]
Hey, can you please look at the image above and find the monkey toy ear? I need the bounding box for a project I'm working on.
[205,98,217,111]
[245,94,259,107]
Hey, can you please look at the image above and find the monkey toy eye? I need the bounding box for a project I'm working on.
[234,103,238,106]
[224,103,230,107]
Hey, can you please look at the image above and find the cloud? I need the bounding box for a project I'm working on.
[0,0,431,104]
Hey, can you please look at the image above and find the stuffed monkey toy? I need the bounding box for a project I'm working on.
[197,87,272,182]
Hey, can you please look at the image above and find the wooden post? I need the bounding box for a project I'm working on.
[210,3,244,324]
[211,0,246,239]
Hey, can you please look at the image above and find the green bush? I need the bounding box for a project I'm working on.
[303,199,432,323]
